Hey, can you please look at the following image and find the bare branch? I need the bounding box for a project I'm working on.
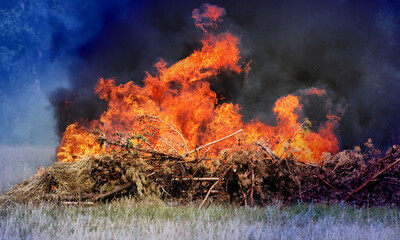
[188,129,243,156]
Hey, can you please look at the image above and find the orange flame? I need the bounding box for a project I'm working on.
[192,4,226,32]
[302,87,326,96]
[56,4,339,163]
[57,123,102,162]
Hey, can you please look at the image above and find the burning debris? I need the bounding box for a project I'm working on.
[2,131,400,207]
[56,3,338,164]
[2,4,400,207]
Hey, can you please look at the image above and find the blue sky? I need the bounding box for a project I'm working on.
[0,1,126,145]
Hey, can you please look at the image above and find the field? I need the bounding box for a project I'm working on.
[0,145,55,193]
[1,146,400,239]
[1,200,400,240]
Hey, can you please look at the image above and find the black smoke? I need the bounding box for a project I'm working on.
[49,0,400,149]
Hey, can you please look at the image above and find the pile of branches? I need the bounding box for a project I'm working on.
[225,140,400,207]
[2,117,400,207]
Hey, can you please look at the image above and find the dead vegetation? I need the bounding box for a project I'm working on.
[2,119,400,208]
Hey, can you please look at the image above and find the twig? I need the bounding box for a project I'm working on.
[256,142,279,161]
[345,158,400,201]
[161,157,210,167]
[142,115,189,154]
[142,138,156,150]
[172,177,220,181]
[92,182,133,201]
[320,179,340,192]
[278,120,308,160]
[160,186,172,198]
[319,178,363,202]
[188,130,243,156]
[200,147,211,160]
[239,187,252,206]
[59,194,95,201]
[134,147,184,160]
[238,182,247,207]
[298,178,303,203]
[199,166,232,209]
[146,172,157,177]
[160,137,184,157]
[250,168,255,206]
[62,201,94,206]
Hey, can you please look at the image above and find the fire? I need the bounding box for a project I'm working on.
[192,4,226,33]
[261,94,339,161]
[57,123,103,162]
[302,87,326,96]
[57,4,339,163]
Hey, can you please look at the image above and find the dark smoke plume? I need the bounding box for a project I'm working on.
[49,0,400,149]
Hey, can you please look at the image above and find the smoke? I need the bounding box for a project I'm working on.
[47,0,400,149]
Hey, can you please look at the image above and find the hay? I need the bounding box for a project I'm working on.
[0,157,95,205]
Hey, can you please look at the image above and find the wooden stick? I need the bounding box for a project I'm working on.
[171,177,220,181]
[162,157,210,167]
[200,147,211,160]
[59,194,95,201]
[146,172,157,177]
[92,182,133,202]
[188,130,243,156]
[160,137,184,157]
[134,147,183,160]
[143,115,189,154]
[345,158,400,201]
[320,179,341,192]
[239,188,252,205]
[238,182,247,207]
[60,183,134,201]
[199,166,232,209]
[256,142,279,160]
[62,201,94,206]
[250,168,255,206]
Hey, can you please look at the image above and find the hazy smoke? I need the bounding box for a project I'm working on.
[49,0,400,149]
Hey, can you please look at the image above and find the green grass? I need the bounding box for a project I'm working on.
[1,199,400,240]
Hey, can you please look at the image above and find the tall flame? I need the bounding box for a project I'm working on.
[57,4,339,163]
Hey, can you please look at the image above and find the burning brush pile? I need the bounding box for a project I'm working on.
[2,4,400,207]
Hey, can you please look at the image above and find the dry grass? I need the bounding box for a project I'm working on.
[1,200,400,240]
[0,157,96,205]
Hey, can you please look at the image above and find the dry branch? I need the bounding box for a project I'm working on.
[142,115,189,154]
[62,201,94,206]
[345,158,400,201]
[172,177,220,181]
[188,130,244,156]
[256,142,278,160]
[3,127,400,208]
[92,182,133,202]
[199,166,232,209]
